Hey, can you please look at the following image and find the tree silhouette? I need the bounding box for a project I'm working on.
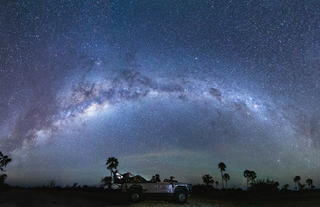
[72,183,79,188]
[101,176,112,188]
[244,170,257,189]
[0,152,11,172]
[243,170,251,189]
[250,179,279,193]
[218,162,226,188]
[202,174,214,186]
[0,174,7,185]
[223,173,230,188]
[306,178,313,189]
[0,152,11,185]
[299,183,306,191]
[293,176,301,191]
[48,180,56,188]
[106,157,119,178]
[249,171,257,185]
[283,184,289,191]
[169,176,178,183]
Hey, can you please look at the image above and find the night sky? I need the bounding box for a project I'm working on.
[1,0,320,187]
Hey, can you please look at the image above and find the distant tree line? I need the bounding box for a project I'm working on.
[200,162,315,192]
[102,158,317,192]
[0,153,317,194]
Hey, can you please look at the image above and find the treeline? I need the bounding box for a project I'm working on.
[200,162,316,193]
[0,154,317,194]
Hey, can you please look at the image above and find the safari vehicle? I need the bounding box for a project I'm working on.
[111,174,192,203]
[123,181,192,203]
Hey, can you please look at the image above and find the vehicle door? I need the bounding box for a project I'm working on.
[157,182,174,193]
[143,183,158,193]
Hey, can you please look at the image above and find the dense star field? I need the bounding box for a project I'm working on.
[0,0,320,187]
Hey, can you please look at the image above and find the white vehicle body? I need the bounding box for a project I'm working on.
[120,182,192,203]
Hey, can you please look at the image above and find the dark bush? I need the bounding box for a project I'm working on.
[249,179,279,193]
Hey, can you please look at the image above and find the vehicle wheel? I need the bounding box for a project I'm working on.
[174,190,188,204]
[129,191,143,203]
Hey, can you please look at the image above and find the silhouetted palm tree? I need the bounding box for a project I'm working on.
[306,178,313,189]
[218,162,226,188]
[106,157,119,178]
[223,173,230,188]
[202,174,214,186]
[0,152,11,172]
[243,170,251,189]
[293,176,301,191]
[249,171,257,184]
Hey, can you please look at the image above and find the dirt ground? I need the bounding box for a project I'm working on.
[0,190,220,207]
[1,189,320,207]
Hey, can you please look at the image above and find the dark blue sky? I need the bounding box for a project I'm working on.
[1,0,320,187]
